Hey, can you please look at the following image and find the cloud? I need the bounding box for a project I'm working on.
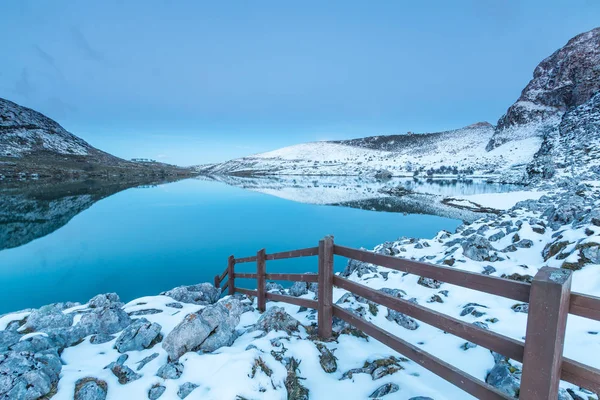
[70,26,104,62]
[13,68,34,98]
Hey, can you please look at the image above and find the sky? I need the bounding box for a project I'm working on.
[1,1,599,166]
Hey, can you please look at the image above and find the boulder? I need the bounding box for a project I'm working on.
[23,303,74,332]
[161,283,220,305]
[369,383,399,398]
[74,377,108,400]
[78,305,132,336]
[316,343,337,373]
[148,384,166,400]
[90,334,115,345]
[89,293,121,309]
[462,235,494,261]
[114,318,162,353]
[156,361,184,379]
[255,307,300,335]
[162,301,240,360]
[0,351,62,399]
[288,282,309,297]
[177,382,199,399]
[340,258,378,278]
[0,331,21,352]
[486,358,520,397]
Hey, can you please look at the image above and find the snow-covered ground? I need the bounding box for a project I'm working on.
[1,181,599,400]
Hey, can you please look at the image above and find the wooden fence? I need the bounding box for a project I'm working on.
[214,236,600,400]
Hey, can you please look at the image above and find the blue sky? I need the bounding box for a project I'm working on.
[1,1,599,165]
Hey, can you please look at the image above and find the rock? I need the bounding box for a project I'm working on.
[417,277,442,289]
[581,243,600,264]
[512,303,529,313]
[89,293,121,309]
[107,361,142,384]
[486,359,520,397]
[129,309,163,316]
[114,318,162,353]
[0,331,21,352]
[177,382,199,399]
[409,397,434,400]
[266,282,285,294]
[288,282,309,297]
[462,235,494,261]
[369,383,399,398]
[316,343,337,373]
[156,361,184,379]
[148,384,166,400]
[255,307,300,335]
[78,305,132,335]
[9,333,57,353]
[162,301,240,360]
[74,377,108,400]
[514,239,534,248]
[23,303,74,331]
[341,258,378,278]
[161,283,220,305]
[386,308,419,330]
[136,353,159,371]
[90,334,115,344]
[482,265,496,275]
[165,302,183,309]
[0,351,62,399]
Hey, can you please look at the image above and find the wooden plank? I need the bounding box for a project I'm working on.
[570,292,600,321]
[318,237,334,339]
[561,357,600,394]
[219,268,228,282]
[265,273,318,283]
[235,256,257,264]
[266,247,319,260]
[333,306,511,400]
[257,249,266,312]
[266,292,318,309]
[227,255,235,296]
[334,245,531,302]
[234,273,258,279]
[236,288,257,297]
[222,280,229,292]
[521,267,572,400]
[333,276,525,361]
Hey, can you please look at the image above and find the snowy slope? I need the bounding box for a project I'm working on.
[198,124,542,183]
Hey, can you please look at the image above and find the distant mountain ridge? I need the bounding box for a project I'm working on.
[198,27,600,184]
[0,97,195,180]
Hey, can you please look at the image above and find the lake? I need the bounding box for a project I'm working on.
[0,176,519,314]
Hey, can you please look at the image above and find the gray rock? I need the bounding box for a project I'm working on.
[514,239,534,248]
[90,333,116,344]
[0,351,62,399]
[129,309,163,316]
[0,331,21,352]
[512,303,529,313]
[417,277,442,289]
[177,382,199,398]
[288,281,309,297]
[23,303,74,331]
[9,333,57,353]
[89,293,121,309]
[462,235,494,261]
[165,302,184,309]
[582,244,600,263]
[148,384,166,400]
[107,361,142,384]
[482,265,497,275]
[161,283,220,305]
[74,377,108,400]
[114,318,162,353]
[255,306,300,335]
[156,361,184,379]
[386,309,419,330]
[369,383,399,398]
[265,282,285,294]
[136,353,159,371]
[163,301,240,360]
[341,258,378,278]
[78,306,132,335]
[486,359,520,397]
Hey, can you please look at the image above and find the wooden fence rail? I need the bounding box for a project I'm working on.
[213,236,600,399]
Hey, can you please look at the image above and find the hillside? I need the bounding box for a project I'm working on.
[198,27,600,185]
[0,98,195,180]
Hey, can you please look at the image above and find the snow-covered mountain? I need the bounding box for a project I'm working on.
[198,123,541,182]
[0,98,195,180]
[198,27,600,185]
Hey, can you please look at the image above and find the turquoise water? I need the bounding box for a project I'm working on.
[0,178,464,313]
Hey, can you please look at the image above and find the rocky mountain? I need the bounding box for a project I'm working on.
[0,98,195,180]
[198,27,600,185]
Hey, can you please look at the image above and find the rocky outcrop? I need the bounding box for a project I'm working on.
[0,350,62,399]
[114,318,162,353]
[488,27,600,151]
[161,283,220,305]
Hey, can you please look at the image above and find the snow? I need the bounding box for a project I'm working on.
[452,190,548,210]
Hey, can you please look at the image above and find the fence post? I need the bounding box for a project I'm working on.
[214,275,220,289]
[228,255,236,296]
[318,236,334,339]
[520,267,572,400]
[257,248,266,312]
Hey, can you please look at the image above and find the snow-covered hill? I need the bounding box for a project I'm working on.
[198,123,541,183]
